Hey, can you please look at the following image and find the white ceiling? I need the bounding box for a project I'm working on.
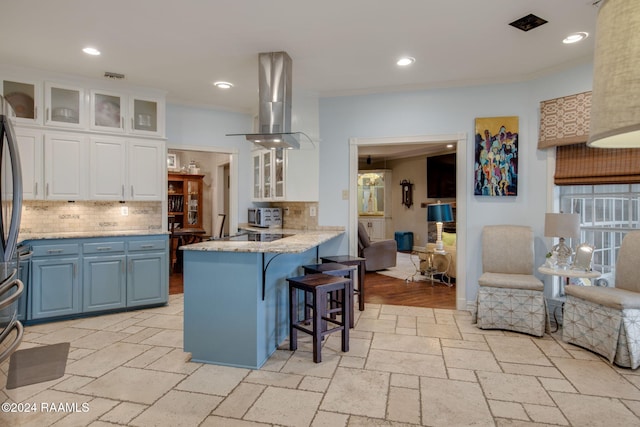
[0,0,599,117]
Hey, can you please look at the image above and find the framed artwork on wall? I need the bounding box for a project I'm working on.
[167,153,179,171]
[474,116,519,196]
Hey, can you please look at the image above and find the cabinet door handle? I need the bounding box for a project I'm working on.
[46,107,50,121]
[46,183,49,196]
[47,249,63,254]
[34,182,38,196]
[73,263,77,278]
[131,117,134,130]
[128,260,133,274]
[35,107,38,120]
[140,244,154,249]
[96,246,112,251]
[122,185,125,199]
[121,116,124,129]
[130,185,134,198]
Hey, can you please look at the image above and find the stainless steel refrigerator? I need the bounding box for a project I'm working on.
[0,94,24,363]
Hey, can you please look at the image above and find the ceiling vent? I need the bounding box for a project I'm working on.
[104,71,125,80]
[509,14,548,32]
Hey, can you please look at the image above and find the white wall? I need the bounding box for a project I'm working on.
[165,104,253,223]
[164,63,595,306]
[318,63,595,304]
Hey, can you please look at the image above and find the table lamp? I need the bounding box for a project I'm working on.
[427,202,453,253]
[544,213,580,268]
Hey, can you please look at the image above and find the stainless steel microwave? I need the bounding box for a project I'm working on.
[248,208,281,227]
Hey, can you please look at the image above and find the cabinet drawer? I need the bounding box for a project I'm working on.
[32,243,79,257]
[83,241,125,254]
[128,239,167,252]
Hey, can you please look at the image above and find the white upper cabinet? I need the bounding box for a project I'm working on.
[90,91,165,137]
[1,78,42,126]
[128,139,163,201]
[251,147,318,202]
[252,149,285,202]
[89,136,127,200]
[44,82,86,129]
[89,137,164,201]
[44,132,89,200]
[129,96,164,137]
[15,128,44,200]
[90,90,126,133]
[0,70,166,137]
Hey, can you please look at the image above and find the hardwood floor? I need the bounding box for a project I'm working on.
[363,271,456,309]
[169,270,456,309]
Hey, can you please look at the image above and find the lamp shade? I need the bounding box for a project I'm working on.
[544,213,581,239]
[587,0,640,148]
[427,203,453,222]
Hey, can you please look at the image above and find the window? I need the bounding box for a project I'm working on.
[559,184,640,276]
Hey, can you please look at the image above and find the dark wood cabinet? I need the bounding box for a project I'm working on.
[168,173,205,232]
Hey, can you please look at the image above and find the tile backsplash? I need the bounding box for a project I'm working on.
[271,201,319,230]
[20,201,163,234]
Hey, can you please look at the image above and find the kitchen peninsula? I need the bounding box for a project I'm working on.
[182,227,344,369]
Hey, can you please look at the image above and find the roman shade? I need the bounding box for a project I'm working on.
[538,91,591,149]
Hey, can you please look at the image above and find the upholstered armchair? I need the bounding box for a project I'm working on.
[563,231,640,369]
[473,225,549,337]
[357,222,397,271]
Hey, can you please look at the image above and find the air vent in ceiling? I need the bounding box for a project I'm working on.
[509,14,548,32]
[104,71,125,80]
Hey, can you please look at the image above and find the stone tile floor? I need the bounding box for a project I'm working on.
[2,294,640,426]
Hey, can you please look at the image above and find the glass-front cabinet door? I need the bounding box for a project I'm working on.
[274,148,285,199]
[2,79,41,125]
[45,82,84,128]
[187,179,201,227]
[253,154,261,199]
[130,96,163,136]
[262,150,272,199]
[90,90,125,132]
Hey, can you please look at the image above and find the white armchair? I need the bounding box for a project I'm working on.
[563,231,640,369]
[473,225,549,337]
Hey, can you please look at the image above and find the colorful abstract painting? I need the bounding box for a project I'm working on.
[474,116,519,196]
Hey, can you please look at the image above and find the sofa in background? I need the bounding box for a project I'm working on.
[358,222,397,271]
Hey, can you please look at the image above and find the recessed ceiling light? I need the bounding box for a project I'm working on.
[82,47,101,56]
[396,57,415,66]
[214,81,233,89]
[446,144,454,148]
[563,32,589,44]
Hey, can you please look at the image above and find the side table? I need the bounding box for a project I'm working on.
[416,249,453,286]
[538,265,601,332]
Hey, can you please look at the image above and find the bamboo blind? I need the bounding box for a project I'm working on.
[554,144,640,185]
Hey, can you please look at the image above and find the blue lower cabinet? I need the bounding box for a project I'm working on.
[127,251,167,307]
[31,256,81,320]
[26,235,168,322]
[83,255,127,312]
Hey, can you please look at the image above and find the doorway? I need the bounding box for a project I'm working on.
[349,133,468,310]
[167,145,238,294]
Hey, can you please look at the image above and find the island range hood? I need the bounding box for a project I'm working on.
[227,51,301,150]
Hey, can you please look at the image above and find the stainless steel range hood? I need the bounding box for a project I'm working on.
[228,51,301,150]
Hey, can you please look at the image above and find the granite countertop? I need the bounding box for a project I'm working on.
[181,227,345,254]
[19,229,169,242]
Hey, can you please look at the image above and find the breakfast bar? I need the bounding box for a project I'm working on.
[181,227,344,369]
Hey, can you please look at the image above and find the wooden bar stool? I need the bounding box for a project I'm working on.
[320,255,366,311]
[287,273,350,363]
[302,262,356,328]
